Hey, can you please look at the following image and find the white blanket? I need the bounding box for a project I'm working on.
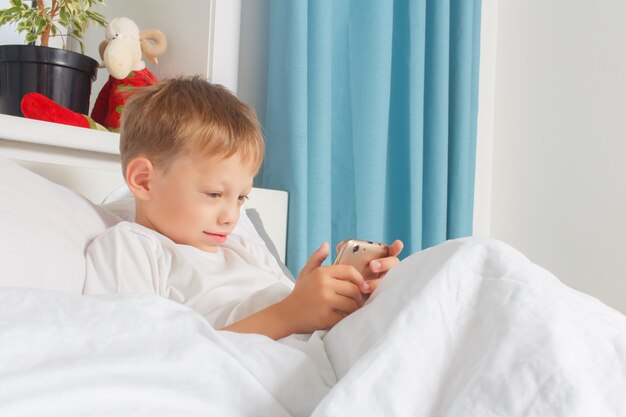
[1,237,625,416]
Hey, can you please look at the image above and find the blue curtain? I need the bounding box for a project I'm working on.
[260,0,482,274]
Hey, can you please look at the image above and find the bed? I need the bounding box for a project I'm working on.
[1,115,626,417]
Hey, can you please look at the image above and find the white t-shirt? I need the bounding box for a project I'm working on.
[84,221,295,329]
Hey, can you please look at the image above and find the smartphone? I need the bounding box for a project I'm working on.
[333,239,389,281]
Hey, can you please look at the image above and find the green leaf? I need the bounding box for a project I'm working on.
[0,9,18,25]
[0,7,19,19]
[85,10,107,27]
[2,0,110,48]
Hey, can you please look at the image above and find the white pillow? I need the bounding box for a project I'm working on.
[0,157,122,293]
[0,156,293,294]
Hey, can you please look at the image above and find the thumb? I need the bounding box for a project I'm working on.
[298,242,330,278]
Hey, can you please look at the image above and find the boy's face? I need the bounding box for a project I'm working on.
[136,153,255,252]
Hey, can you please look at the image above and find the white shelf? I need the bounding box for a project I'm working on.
[0,114,124,203]
[0,113,119,155]
[0,114,121,172]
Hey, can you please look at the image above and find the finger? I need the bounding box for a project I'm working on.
[331,279,364,307]
[298,243,330,279]
[335,240,347,253]
[388,239,404,257]
[326,310,347,329]
[362,277,382,293]
[331,293,362,315]
[368,240,404,274]
[368,256,400,274]
[328,264,365,289]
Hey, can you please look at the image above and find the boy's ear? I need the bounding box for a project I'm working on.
[125,157,154,201]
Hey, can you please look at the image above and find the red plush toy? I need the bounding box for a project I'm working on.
[21,17,167,132]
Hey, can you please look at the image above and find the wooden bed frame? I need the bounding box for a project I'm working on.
[0,114,288,261]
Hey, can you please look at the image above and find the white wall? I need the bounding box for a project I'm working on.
[237,0,270,123]
[476,0,626,313]
[0,0,24,44]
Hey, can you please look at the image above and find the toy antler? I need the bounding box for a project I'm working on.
[140,29,168,65]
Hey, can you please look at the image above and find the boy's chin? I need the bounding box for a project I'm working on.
[195,243,221,253]
[174,237,221,253]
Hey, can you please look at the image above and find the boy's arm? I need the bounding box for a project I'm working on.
[222,243,367,340]
[221,300,295,340]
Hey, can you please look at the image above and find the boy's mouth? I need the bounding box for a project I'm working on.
[203,231,229,244]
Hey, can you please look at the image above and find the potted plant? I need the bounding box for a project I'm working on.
[0,0,108,117]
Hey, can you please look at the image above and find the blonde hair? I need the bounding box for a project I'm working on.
[120,76,264,174]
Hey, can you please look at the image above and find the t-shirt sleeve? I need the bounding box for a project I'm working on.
[83,223,171,295]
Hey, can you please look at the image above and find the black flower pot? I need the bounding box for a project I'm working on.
[0,44,98,117]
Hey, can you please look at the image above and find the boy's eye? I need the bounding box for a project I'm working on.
[205,192,222,198]
[238,195,249,203]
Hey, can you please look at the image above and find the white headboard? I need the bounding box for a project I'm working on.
[0,114,288,261]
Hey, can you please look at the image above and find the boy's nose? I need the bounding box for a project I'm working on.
[218,203,239,225]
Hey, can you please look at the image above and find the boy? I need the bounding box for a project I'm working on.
[84,76,402,340]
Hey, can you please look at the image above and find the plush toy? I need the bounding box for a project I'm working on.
[21,17,167,132]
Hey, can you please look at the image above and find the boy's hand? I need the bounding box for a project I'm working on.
[283,243,366,334]
[223,241,403,340]
[363,239,404,294]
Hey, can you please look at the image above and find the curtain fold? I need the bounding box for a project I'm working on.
[261,0,482,274]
